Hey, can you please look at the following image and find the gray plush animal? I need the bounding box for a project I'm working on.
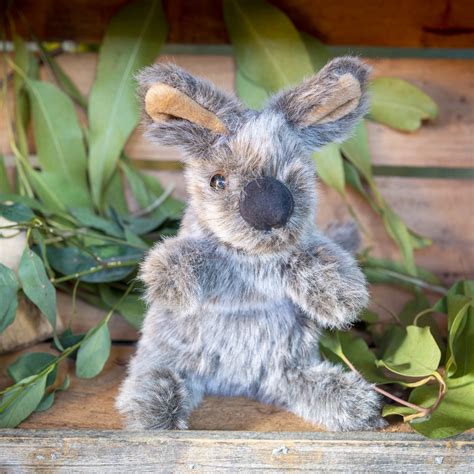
[116,57,386,431]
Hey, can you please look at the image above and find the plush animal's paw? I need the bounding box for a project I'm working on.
[325,220,361,255]
[140,239,202,310]
[323,370,387,432]
[288,242,368,329]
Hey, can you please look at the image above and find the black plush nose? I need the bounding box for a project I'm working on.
[239,177,294,231]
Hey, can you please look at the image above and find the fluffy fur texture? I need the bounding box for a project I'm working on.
[116,57,386,431]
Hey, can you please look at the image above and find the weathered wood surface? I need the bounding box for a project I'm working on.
[0,430,472,472]
[7,0,474,47]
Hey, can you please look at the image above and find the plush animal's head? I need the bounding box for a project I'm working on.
[138,57,370,254]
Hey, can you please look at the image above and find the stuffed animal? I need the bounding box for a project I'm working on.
[116,57,386,431]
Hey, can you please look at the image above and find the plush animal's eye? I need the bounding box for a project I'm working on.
[210,174,226,190]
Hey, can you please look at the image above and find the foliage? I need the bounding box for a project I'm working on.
[224,0,473,438]
[0,0,471,438]
[0,0,182,427]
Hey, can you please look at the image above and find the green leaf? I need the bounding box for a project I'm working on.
[382,404,417,419]
[26,79,91,208]
[0,202,34,222]
[359,309,378,324]
[18,249,57,328]
[313,144,345,195]
[235,69,269,109]
[35,391,55,412]
[380,206,417,276]
[70,208,123,238]
[47,245,142,283]
[320,330,391,384]
[99,285,145,329]
[0,264,19,332]
[88,0,167,209]
[340,122,373,180]
[0,155,11,193]
[37,42,87,109]
[103,169,130,216]
[300,32,331,73]
[378,326,441,378]
[445,294,471,377]
[0,373,48,428]
[369,77,438,132]
[409,376,474,438]
[121,161,184,223]
[23,160,67,212]
[76,323,111,378]
[8,352,57,386]
[224,0,313,91]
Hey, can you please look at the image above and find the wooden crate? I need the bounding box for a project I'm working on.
[1,1,474,469]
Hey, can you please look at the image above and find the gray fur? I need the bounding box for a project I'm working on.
[117,57,386,431]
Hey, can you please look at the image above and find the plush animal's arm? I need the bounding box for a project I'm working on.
[140,237,213,312]
[283,233,368,329]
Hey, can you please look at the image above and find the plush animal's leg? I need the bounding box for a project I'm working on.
[268,361,386,431]
[116,349,203,430]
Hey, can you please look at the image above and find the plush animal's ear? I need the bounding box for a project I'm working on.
[137,63,246,158]
[268,57,371,150]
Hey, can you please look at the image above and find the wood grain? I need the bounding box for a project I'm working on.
[0,430,472,471]
[7,0,474,47]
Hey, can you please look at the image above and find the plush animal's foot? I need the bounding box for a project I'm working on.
[320,370,387,431]
[116,368,190,430]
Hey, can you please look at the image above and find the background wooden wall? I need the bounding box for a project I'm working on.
[7,0,474,47]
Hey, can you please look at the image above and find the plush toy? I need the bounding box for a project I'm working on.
[116,57,386,431]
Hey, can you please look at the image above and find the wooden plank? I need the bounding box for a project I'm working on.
[2,55,473,168]
[7,0,474,47]
[0,430,472,471]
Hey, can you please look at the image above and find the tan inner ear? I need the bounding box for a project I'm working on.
[302,73,362,127]
[145,83,228,134]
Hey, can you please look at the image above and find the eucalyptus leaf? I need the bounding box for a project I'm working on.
[70,208,123,238]
[26,80,91,208]
[0,202,34,222]
[235,69,268,109]
[224,0,313,91]
[18,249,57,328]
[369,77,438,132]
[382,404,417,419]
[103,170,129,216]
[122,162,184,223]
[99,285,145,329]
[35,391,55,412]
[313,144,345,195]
[8,352,57,387]
[340,122,372,180]
[76,323,111,378]
[0,373,48,428]
[378,326,441,378]
[88,0,167,209]
[23,165,66,212]
[47,245,142,283]
[37,42,87,108]
[0,264,19,332]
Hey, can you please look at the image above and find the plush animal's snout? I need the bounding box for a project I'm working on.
[239,177,294,231]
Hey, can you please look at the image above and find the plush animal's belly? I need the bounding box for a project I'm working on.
[149,298,318,397]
